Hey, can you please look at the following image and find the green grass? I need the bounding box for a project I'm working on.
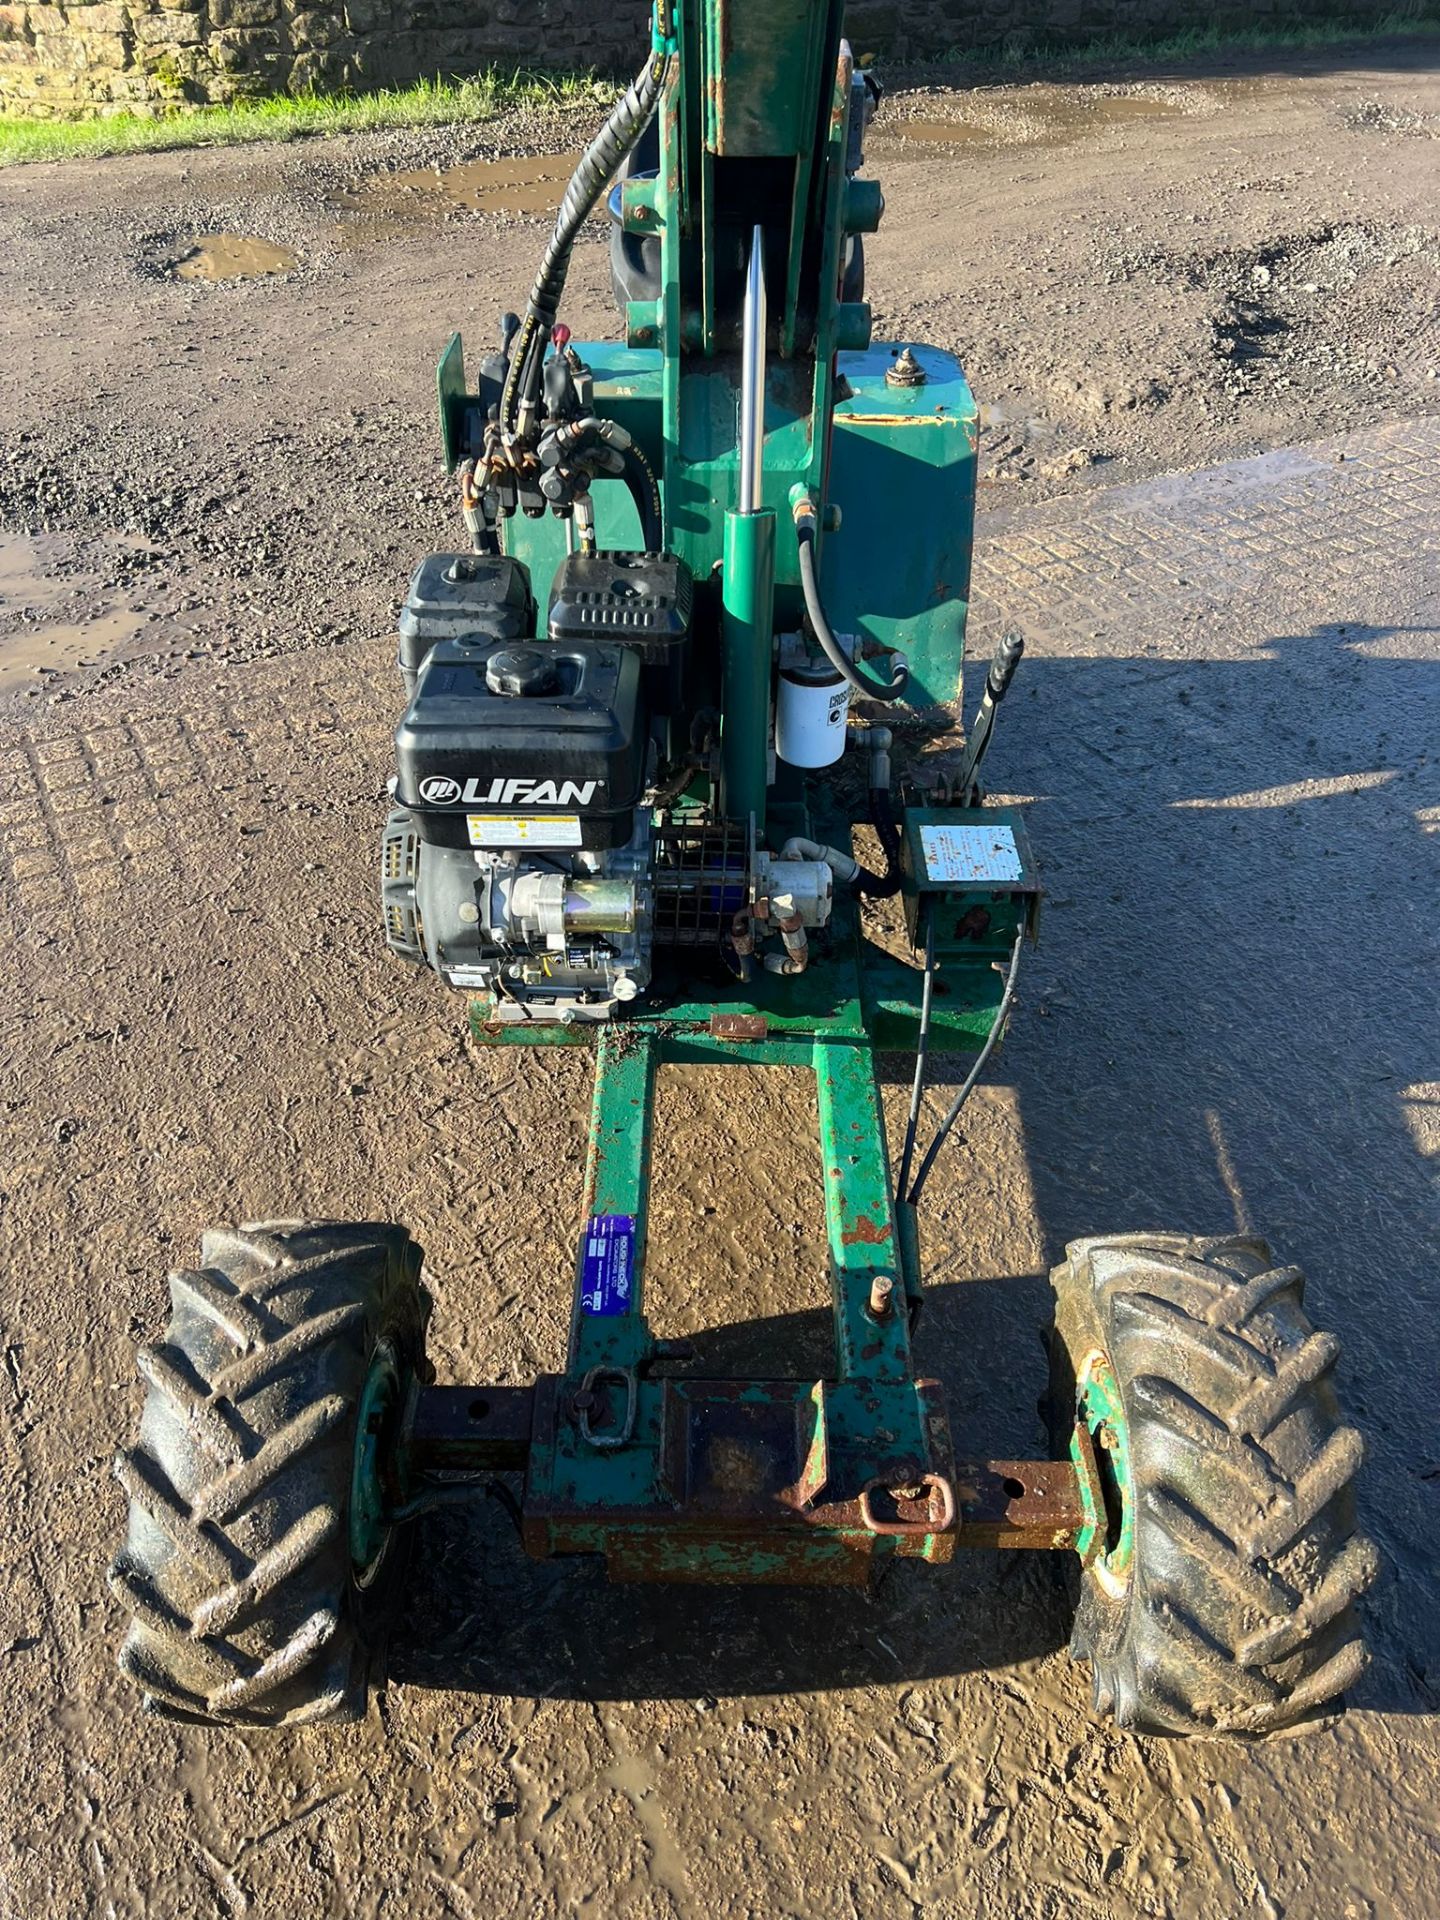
[934,8,1440,74]
[4,10,1440,168]
[0,67,608,168]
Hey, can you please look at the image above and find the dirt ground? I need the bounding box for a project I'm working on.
[1,35,1438,1920]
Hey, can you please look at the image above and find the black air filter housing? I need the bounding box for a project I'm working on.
[397,552,533,695]
[547,550,692,715]
[393,638,646,851]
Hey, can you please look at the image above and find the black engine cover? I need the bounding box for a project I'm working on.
[393,638,646,851]
[397,552,533,697]
[547,550,692,718]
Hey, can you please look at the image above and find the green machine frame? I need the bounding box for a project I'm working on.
[107,0,1373,1745]
[408,0,1107,1582]
[401,864,1102,1583]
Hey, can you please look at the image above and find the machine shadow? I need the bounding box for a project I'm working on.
[393,625,1437,1710]
[391,1281,1075,1706]
[947,624,1440,1719]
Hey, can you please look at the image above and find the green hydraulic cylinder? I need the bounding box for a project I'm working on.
[720,504,775,834]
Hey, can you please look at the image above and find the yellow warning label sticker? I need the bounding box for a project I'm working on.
[466,814,583,848]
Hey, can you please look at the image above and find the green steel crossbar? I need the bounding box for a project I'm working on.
[569,1027,660,1381]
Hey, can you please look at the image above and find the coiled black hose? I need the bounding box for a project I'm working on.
[795,522,909,704]
[502,51,671,438]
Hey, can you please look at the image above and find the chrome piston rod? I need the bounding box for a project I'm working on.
[738,224,766,513]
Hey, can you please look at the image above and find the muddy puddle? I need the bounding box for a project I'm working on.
[170,233,299,282]
[881,85,1206,151]
[0,532,149,691]
[331,149,583,247]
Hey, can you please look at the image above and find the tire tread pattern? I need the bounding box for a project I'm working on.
[1052,1231,1378,1735]
[111,1220,424,1728]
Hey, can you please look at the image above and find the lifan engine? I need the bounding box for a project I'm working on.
[380,547,840,1021]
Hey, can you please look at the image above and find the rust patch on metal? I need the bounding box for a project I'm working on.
[840,1212,889,1246]
[953,1458,1087,1550]
[709,1012,768,1041]
[859,1472,956,1537]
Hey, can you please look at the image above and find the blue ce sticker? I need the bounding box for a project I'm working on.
[580,1215,636,1315]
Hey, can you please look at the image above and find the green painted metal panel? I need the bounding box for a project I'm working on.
[436,331,467,475]
[826,342,979,710]
[862,953,1005,1054]
[498,337,976,715]
[814,1043,921,1399]
[701,0,835,155]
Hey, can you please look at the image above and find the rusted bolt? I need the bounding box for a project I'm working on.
[868,1275,894,1319]
[1097,1424,1118,1452]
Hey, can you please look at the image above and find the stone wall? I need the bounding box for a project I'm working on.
[0,0,1417,119]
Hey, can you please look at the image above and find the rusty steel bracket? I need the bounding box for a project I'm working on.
[409,1384,535,1473]
[952,1458,1090,1551]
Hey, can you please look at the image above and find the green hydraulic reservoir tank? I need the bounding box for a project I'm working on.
[823,343,978,710]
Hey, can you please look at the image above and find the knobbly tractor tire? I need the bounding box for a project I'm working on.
[1049,1232,1377,1737]
[111,1221,429,1728]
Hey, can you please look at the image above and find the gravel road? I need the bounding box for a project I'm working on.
[0,36,1437,1920]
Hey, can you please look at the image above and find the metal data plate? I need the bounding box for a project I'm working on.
[902,806,1041,896]
[918,822,1024,886]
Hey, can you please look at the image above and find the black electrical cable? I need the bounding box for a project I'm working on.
[905,925,1025,1208]
[796,524,909,703]
[895,901,935,1204]
[501,49,671,438]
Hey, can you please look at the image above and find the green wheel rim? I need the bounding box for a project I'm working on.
[350,1340,403,1587]
[1073,1347,1135,1594]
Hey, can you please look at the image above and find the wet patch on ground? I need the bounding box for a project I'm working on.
[0,532,157,692]
[329,148,584,249]
[875,81,1218,151]
[169,233,300,282]
[132,220,308,285]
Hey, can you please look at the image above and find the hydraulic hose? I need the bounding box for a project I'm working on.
[854,786,904,899]
[502,49,671,438]
[622,442,663,551]
[952,629,1025,804]
[794,519,909,703]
